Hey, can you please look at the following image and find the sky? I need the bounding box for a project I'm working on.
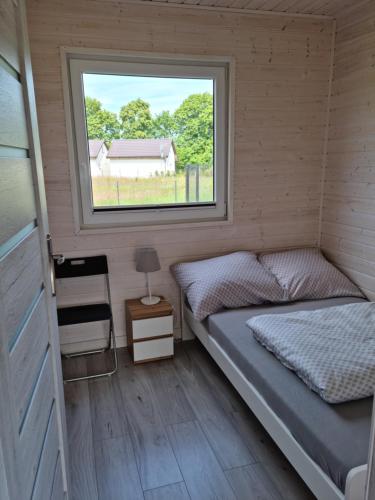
[83,74,213,116]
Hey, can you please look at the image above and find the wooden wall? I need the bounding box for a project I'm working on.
[26,0,333,351]
[320,1,375,301]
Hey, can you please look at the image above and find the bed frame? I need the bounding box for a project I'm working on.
[181,294,370,500]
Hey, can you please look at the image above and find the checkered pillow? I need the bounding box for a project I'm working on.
[171,251,284,321]
[259,248,363,302]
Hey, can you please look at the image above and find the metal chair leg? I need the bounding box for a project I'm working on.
[108,317,118,377]
[63,318,118,383]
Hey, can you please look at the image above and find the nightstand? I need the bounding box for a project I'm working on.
[125,298,174,364]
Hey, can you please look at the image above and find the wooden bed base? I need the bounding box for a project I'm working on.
[182,299,368,500]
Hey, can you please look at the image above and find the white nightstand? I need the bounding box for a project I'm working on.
[125,298,174,364]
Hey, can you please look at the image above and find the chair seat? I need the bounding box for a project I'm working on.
[57,303,112,326]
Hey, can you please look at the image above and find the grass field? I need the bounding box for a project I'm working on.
[91,173,214,207]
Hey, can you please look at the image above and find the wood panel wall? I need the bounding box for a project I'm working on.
[321,1,375,302]
[26,0,333,351]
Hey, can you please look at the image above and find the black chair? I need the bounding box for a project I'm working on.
[54,255,118,382]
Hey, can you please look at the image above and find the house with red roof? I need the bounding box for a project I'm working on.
[107,138,176,178]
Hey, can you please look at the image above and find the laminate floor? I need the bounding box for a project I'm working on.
[63,340,316,500]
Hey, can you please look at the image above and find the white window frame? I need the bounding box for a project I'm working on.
[62,49,233,230]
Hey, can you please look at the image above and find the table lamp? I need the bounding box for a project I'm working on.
[135,247,161,305]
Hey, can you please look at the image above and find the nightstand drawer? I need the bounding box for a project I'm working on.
[133,337,174,363]
[132,315,173,340]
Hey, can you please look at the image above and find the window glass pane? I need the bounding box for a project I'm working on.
[82,74,214,209]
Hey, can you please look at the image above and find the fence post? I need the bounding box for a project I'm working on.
[116,179,120,205]
[185,165,190,202]
[185,165,200,202]
[195,166,200,202]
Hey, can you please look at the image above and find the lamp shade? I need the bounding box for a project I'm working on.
[135,248,161,273]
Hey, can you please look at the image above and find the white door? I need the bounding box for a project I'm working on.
[0,1,69,499]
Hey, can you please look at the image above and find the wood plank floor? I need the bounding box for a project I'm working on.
[63,341,316,500]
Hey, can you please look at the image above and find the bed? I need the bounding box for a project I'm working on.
[181,293,372,500]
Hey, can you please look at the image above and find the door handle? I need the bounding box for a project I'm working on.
[46,234,64,297]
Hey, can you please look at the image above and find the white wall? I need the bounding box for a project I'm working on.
[90,158,100,176]
[166,147,175,172]
[109,156,174,178]
[90,143,108,176]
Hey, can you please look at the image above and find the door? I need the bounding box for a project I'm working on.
[0,1,69,499]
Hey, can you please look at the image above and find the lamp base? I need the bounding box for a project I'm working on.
[141,295,161,306]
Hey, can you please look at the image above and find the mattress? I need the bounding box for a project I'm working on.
[205,297,372,493]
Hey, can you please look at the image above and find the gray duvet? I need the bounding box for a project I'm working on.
[247,302,375,404]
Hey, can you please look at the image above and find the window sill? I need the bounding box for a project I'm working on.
[74,216,233,235]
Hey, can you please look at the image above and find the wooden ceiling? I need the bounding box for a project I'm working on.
[134,0,362,18]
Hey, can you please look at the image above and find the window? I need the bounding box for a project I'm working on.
[66,51,231,228]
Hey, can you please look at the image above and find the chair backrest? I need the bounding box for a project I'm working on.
[54,255,108,279]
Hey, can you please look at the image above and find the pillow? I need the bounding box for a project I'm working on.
[259,248,363,302]
[171,251,284,321]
